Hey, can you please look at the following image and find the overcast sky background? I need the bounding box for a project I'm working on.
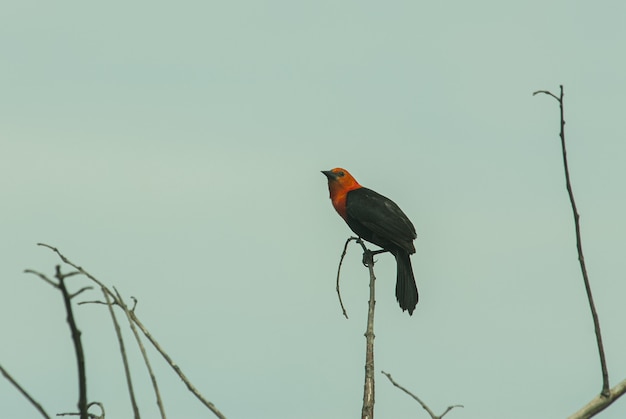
[2,1,626,418]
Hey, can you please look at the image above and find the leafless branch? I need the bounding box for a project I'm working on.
[24,269,58,288]
[54,265,88,419]
[568,378,626,419]
[381,371,463,419]
[359,239,377,419]
[113,289,166,418]
[532,89,559,101]
[100,287,140,418]
[69,286,94,300]
[39,243,226,419]
[127,309,226,418]
[0,364,51,419]
[535,85,610,398]
[336,236,359,319]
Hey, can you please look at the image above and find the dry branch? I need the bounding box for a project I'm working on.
[113,288,166,418]
[39,243,226,419]
[0,364,51,419]
[534,85,609,396]
[381,371,462,419]
[535,85,626,417]
[360,243,377,419]
[568,378,626,419]
[101,287,140,418]
[336,236,359,319]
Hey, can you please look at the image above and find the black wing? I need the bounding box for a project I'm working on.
[345,187,416,254]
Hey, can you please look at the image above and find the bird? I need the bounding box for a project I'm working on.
[322,167,418,315]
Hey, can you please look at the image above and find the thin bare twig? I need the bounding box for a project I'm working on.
[101,287,140,419]
[535,85,610,397]
[87,401,105,419]
[127,310,227,418]
[70,286,94,300]
[24,269,58,288]
[113,289,166,419]
[381,371,463,419]
[336,236,359,319]
[0,364,51,419]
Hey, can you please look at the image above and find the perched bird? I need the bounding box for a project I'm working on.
[322,167,418,315]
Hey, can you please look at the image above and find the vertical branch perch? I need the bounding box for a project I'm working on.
[534,85,609,397]
[357,239,377,419]
[336,238,380,418]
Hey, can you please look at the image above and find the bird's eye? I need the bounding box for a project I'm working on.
[338,171,345,177]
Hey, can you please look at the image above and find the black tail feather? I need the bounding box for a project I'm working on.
[395,251,418,315]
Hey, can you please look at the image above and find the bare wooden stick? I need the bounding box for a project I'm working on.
[127,310,226,418]
[113,289,166,418]
[55,265,88,419]
[336,236,359,319]
[101,287,140,418]
[357,239,376,419]
[568,378,626,419]
[381,371,463,419]
[534,86,610,397]
[0,364,51,419]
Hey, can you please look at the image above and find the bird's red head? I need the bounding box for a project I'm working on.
[321,168,362,220]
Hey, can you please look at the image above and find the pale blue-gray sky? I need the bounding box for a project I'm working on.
[2,1,626,418]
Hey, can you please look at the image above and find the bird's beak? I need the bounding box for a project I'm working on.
[321,170,337,180]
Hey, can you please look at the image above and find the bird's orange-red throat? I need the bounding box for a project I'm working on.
[323,168,362,220]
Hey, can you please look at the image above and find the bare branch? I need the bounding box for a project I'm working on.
[360,240,376,419]
[336,236,359,319]
[568,378,626,419]
[78,300,108,306]
[37,243,116,302]
[40,243,226,418]
[55,266,88,419]
[69,286,94,300]
[0,364,51,419]
[100,287,140,418]
[113,288,166,418]
[535,85,610,397]
[532,89,560,101]
[24,269,58,288]
[127,310,227,418]
[381,371,463,419]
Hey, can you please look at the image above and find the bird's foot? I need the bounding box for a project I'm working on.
[361,249,388,267]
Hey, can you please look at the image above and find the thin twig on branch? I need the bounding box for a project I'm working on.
[0,364,51,419]
[336,236,359,319]
[534,85,610,397]
[101,287,140,418]
[381,371,463,419]
[113,288,166,419]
